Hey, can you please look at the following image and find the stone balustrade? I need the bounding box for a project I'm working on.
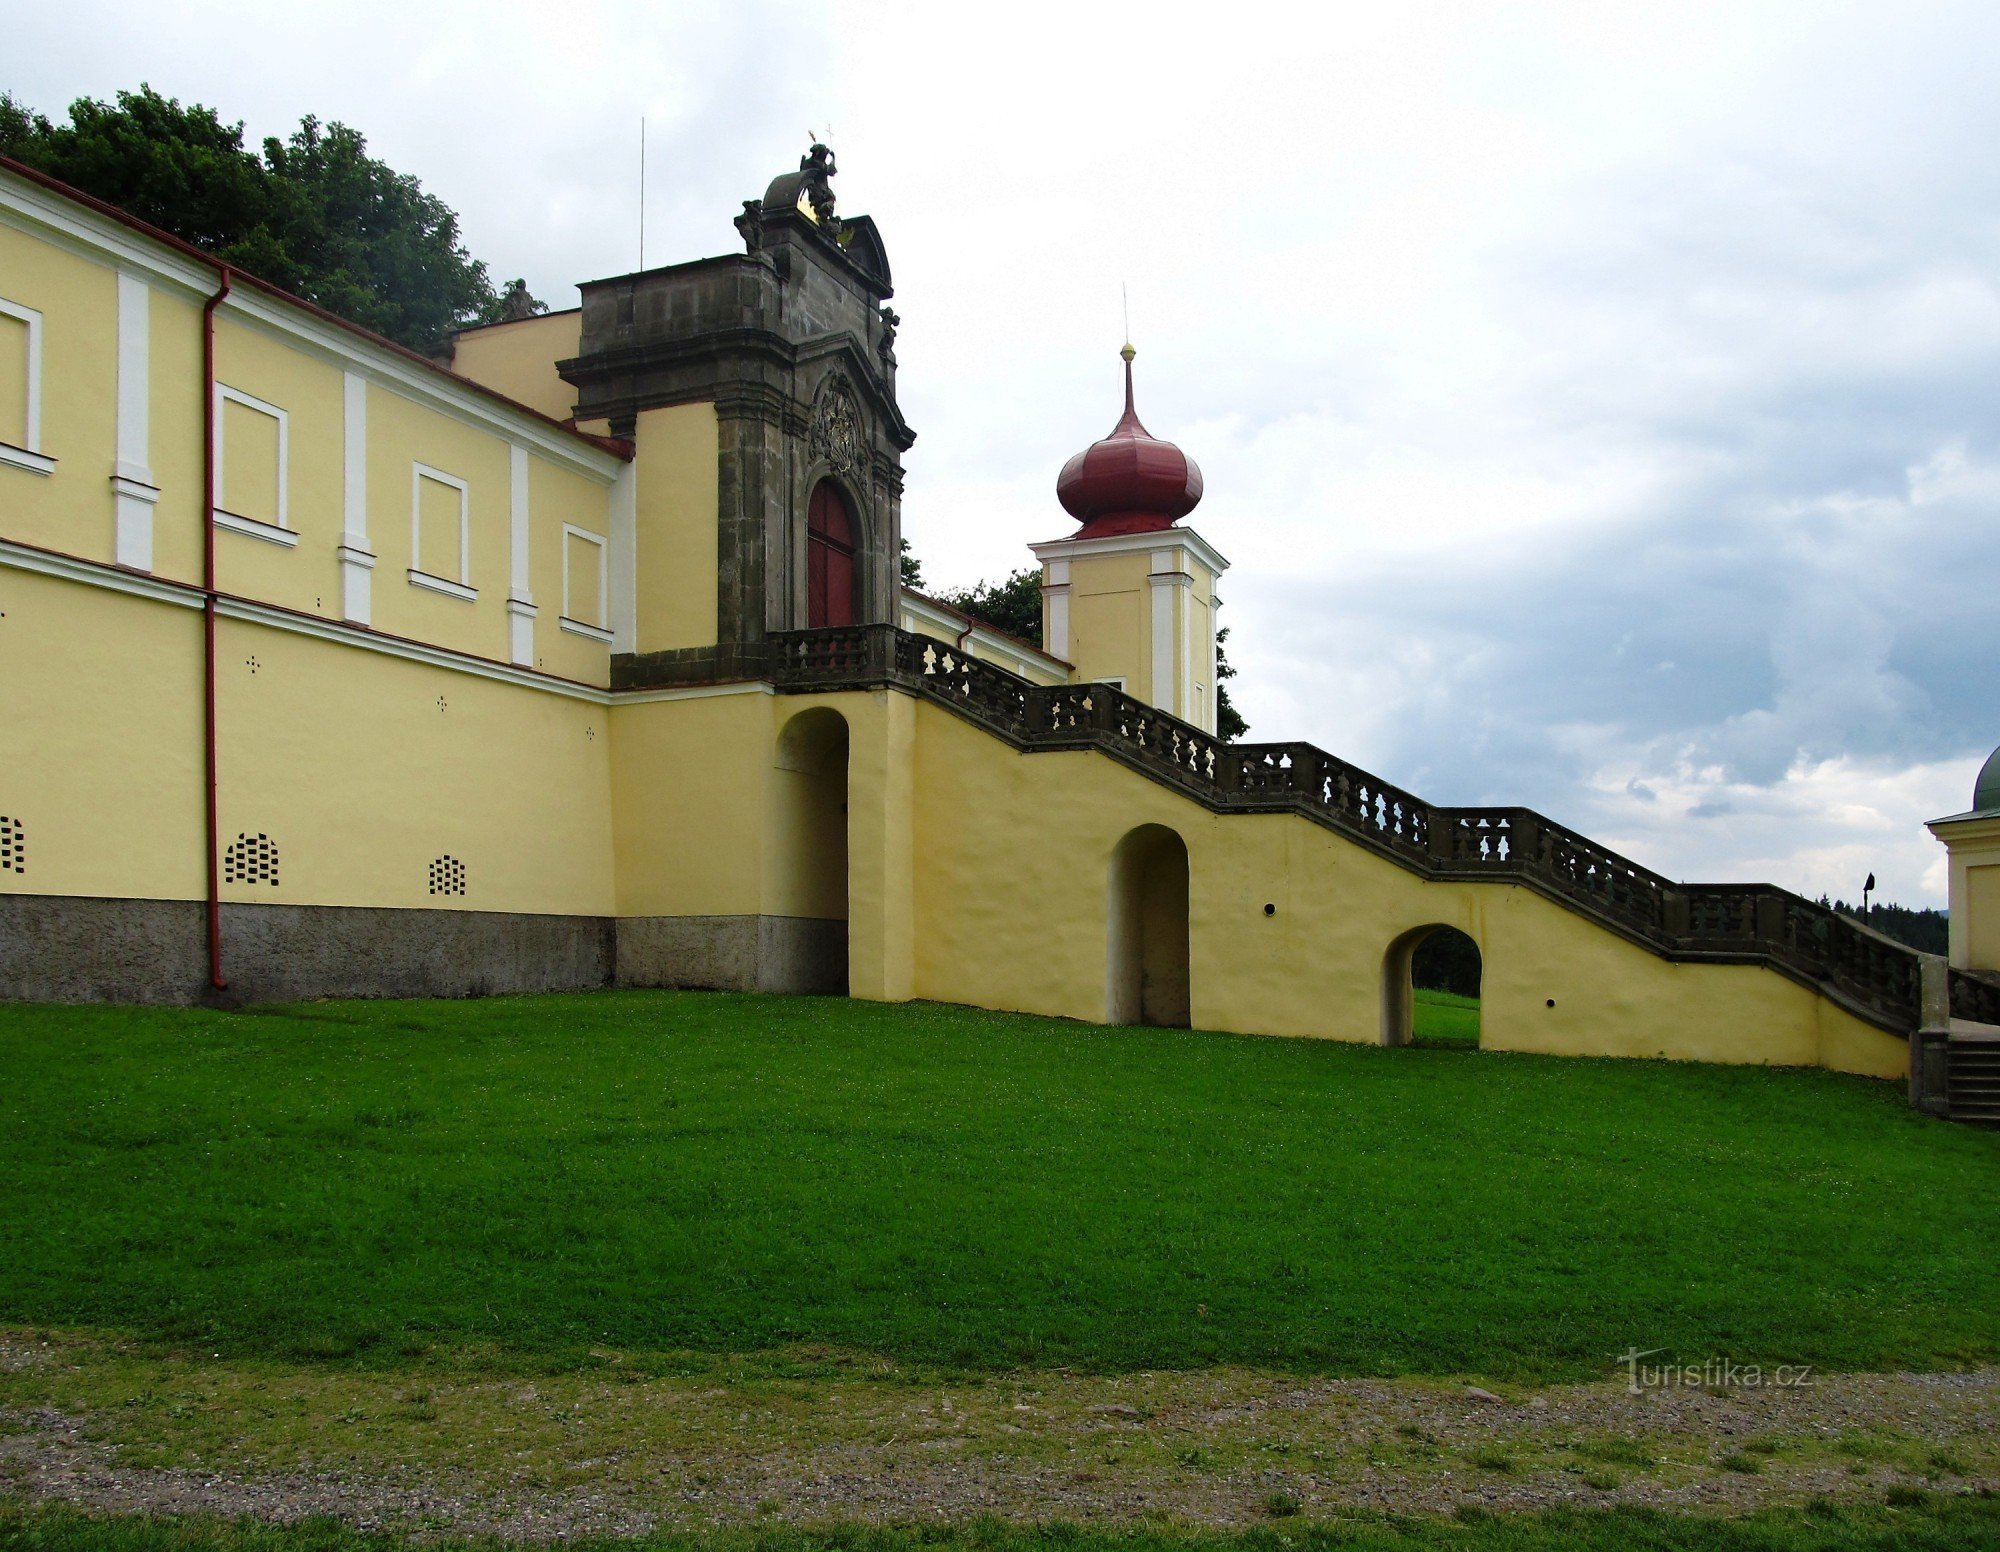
[759,623,1926,1034]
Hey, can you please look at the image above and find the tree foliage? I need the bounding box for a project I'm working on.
[935,566,1044,646]
[1212,626,1247,742]
[1820,897,1948,956]
[0,86,513,353]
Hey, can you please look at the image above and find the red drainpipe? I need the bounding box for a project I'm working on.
[201,268,231,991]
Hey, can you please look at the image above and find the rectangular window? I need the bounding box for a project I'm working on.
[212,385,292,543]
[561,524,611,641]
[0,297,50,475]
[408,463,474,599]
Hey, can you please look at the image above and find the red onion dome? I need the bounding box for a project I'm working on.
[1056,345,1204,538]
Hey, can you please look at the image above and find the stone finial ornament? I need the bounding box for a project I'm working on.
[798,141,838,227]
[500,279,540,321]
[734,199,765,253]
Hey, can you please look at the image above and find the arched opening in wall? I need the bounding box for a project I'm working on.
[1381,925,1482,1049]
[806,480,859,628]
[1107,824,1191,1028]
[770,706,849,995]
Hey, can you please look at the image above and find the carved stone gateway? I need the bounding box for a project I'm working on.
[561,143,913,682]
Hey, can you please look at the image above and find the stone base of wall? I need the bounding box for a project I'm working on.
[0,895,847,1005]
[617,914,847,995]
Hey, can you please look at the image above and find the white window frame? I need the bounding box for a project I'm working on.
[1097,676,1128,693]
[0,297,53,476]
[408,462,476,600]
[211,384,295,546]
[559,523,613,642]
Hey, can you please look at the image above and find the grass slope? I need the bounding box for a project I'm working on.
[1411,989,1479,1048]
[8,1501,2000,1552]
[1,992,1995,1378]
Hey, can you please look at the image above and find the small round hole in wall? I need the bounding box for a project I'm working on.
[1263,903,1276,916]
[1546,998,1556,1008]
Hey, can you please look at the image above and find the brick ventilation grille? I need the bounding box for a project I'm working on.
[429,855,466,897]
[223,832,280,886]
[0,816,22,874]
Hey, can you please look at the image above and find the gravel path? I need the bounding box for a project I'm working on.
[1,1334,1993,1538]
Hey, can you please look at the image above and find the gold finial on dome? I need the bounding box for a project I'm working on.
[1120,342,1136,363]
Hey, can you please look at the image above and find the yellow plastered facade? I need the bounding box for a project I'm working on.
[447,311,582,423]
[632,404,720,653]
[0,219,118,560]
[1929,813,2000,973]
[212,317,345,614]
[0,161,1916,1084]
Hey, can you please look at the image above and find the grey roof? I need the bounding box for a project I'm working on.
[1978,743,2000,815]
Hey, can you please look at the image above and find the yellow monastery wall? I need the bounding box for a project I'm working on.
[0,565,613,915]
[447,311,582,423]
[364,383,515,658]
[149,287,207,588]
[528,453,614,682]
[1065,549,1151,695]
[0,568,205,902]
[633,403,720,653]
[211,315,347,615]
[902,698,1906,1080]
[1,164,627,691]
[0,219,119,561]
[610,688,774,919]
[210,613,613,915]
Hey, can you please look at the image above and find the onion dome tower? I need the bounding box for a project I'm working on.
[1056,345,1205,538]
[1030,344,1229,732]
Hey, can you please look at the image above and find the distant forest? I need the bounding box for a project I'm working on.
[1412,898,1948,998]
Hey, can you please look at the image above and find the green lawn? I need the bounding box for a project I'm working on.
[1412,988,1479,1047]
[1,991,1995,1379]
[9,1501,2000,1552]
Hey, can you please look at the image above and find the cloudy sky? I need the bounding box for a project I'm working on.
[11,0,1997,905]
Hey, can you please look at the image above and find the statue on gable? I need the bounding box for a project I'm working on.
[500,279,542,321]
[734,199,764,254]
[799,141,838,229]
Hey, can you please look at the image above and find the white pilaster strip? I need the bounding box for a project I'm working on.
[337,371,373,623]
[1040,556,1070,659]
[507,443,533,664]
[1179,559,1193,722]
[609,459,637,654]
[111,274,157,570]
[1148,549,1176,716]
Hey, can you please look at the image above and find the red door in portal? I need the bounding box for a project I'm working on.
[806,481,858,627]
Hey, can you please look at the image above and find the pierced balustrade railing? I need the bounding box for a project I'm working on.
[763,624,1925,1032]
[1435,809,1523,869]
[1950,968,2000,1026]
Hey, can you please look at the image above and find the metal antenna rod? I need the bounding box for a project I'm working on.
[1122,282,1130,346]
[638,117,647,271]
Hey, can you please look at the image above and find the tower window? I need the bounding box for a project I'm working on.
[806,480,858,628]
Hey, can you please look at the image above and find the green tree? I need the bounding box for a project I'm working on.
[935,566,1044,646]
[1213,626,1247,742]
[899,537,924,589]
[1,86,506,353]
